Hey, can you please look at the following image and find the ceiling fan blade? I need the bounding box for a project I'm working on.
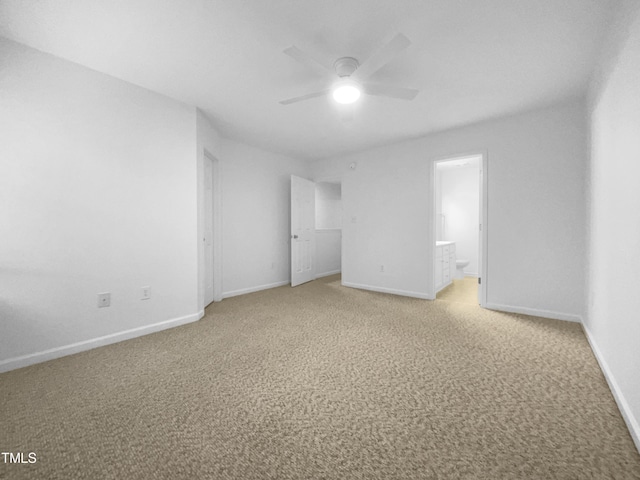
[283,46,334,76]
[279,89,330,105]
[363,83,419,100]
[352,33,411,81]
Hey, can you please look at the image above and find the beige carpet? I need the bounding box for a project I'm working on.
[1,275,639,480]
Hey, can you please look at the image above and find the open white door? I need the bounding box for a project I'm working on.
[291,175,316,287]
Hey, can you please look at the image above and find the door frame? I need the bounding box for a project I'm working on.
[430,150,488,306]
[312,174,344,282]
[201,149,222,306]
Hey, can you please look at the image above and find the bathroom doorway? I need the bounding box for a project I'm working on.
[432,153,487,305]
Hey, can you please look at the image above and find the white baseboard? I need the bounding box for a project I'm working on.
[222,280,289,299]
[342,281,433,300]
[0,310,205,374]
[484,302,582,323]
[316,270,341,278]
[582,324,640,454]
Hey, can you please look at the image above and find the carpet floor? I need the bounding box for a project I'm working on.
[1,275,639,479]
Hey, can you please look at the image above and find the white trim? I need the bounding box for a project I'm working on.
[312,174,343,184]
[222,280,289,299]
[203,150,223,303]
[480,152,488,307]
[582,324,640,454]
[484,302,582,323]
[343,281,433,300]
[0,311,204,374]
[316,269,341,278]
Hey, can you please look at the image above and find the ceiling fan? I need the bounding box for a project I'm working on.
[279,33,419,106]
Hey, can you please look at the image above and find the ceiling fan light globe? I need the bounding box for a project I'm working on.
[332,83,361,104]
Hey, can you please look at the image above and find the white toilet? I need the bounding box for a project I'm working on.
[455,259,469,279]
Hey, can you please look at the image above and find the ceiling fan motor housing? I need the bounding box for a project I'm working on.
[334,57,359,77]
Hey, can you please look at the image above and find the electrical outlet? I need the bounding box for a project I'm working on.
[380,265,385,272]
[141,286,151,300]
[97,292,111,308]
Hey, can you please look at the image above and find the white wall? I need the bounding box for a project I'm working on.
[315,182,342,276]
[217,140,310,297]
[0,37,313,369]
[197,112,313,299]
[313,99,586,318]
[315,230,342,277]
[0,38,200,369]
[586,0,640,451]
[315,182,342,229]
[440,166,480,276]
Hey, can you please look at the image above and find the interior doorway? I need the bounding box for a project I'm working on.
[290,176,343,287]
[202,150,222,306]
[432,153,487,305]
[315,181,342,278]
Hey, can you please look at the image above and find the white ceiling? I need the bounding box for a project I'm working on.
[0,0,617,161]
